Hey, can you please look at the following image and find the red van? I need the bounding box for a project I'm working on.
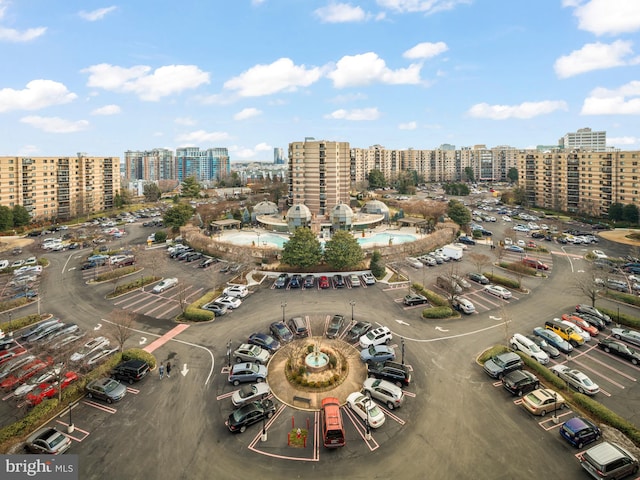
[522,257,549,270]
[321,397,345,448]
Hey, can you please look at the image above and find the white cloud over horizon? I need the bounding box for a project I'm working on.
[569,0,640,36]
[325,107,381,120]
[314,3,367,23]
[20,116,89,133]
[233,107,263,120]
[91,104,121,115]
[0,80,77,112]
[327,52,422,88]
[581,81,640,115]
[175,130,231,144]
[554,40,639,78]
[403,42,448,59]
[78,6,117,22]
[467,100,568,119]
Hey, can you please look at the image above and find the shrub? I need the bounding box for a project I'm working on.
[501,262,537,276]
[478,345,509,364]
[182,307,214,322]
[124,348,157,369]
[0,314,42,334]
[412,283,448,306]
[485,272,520,289]
[328,354,337,369]
[422,306,453,319]
[95,266,138,282]
[599,308,640,329]
[108,276,160,297]
[298,366,306,376]
[307,344,314,354]
[154,230,168,243]
[602,291,640,308]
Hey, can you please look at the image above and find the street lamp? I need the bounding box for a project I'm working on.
[226,340,232,368]
[281,302,287,323]
[8,311,12,337]
[260,400,268,442]
[257,232,261,248]
[401,337,406,365]
[552,392,558,424]
[364,398,371,440]
[349,301,355,322]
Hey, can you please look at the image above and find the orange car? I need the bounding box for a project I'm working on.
[561,314,599,337]
[26,372,78,406]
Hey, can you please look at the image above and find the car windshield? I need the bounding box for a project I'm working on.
[232,406,251,422]
[239,385,253,398]
[367,403,382,417]
[104,380,119,392]
[581,377,595,387]
[262,337,274,347]
[368,346,377,355]
[48,433,66,448]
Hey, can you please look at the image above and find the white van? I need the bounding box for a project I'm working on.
[509,333,549,364]
[405,257,423,269]
[0,260,8,270]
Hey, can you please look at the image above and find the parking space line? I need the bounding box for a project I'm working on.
[216,391,235,401]
[342,405,379,451]
[584,351,638,381]
[125,386,140,394]
[539,412,572,431]
[377,405,406,425]
[82,399,117,414]
[402,390,416,398]
[55,420,90,441]
[567,358,625,391]
[143,323,190,353]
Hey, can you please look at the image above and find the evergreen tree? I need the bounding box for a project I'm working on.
[281,228,323,268]
[11,205,30,227]
[369,250,385,278]
[324,230,364,270]
[447,199,471,227]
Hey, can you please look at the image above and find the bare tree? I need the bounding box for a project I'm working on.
[572,267,604,307]
[177,283,189,314]
[140,247,167,279]
[107,308,136,352]
[468,252,491,274]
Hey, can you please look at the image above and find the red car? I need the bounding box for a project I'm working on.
[26,372,78,407]
[1,360,47,390]
[0,346,27,366]
[561,314,599,337]
[319,276,330,289]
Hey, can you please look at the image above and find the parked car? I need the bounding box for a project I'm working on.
[214,295,242,310]
[70,336,110,362]
[451,297,475,315]
[509,333,549,364]
[611,327,640,347]
[578,441,639,479]
[598,338,640,365]
[226,399,276,433]
[362,272,376,285]
[362,377,404,410]
[550,365,599,395]
[333,274,346,288]
[346,392,385,428]
[573,311,607,331]
[483,352,523,379]
[349,274,361,287]
[268,321,292,343]
[25,427,72,455]
[274,273,289,289]
[484,284,512,299]
[457,236,476,245]
[502,369,540,397]
[198,258,216,269]
[287,317,309,338]
[228,362,268,386]
[85,347,119,366]
[403,293,429,306]
[326,315,344,339]
[303,275,315,288]
[560,416,602,448]
[366,361,411,387]
[576,304,611,325]
[318,276,330,289]
[360,345,396,363]
[359,326,392,348]
[346,321,372,343]
[201,302,228,316]
[110,359,150,384]
[561,314,599,337]
[231,383,271,407]
[233,344,270,364]
[86,377,127,403]
[468,272,489,285]
[20,319,60,341]
[526,334,560,358]
[152,278,178,293]
[533,327,573,354]
[289,274,302,289]
[521,388,566,416]
[247,333,280,353]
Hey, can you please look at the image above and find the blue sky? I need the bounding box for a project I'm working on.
[0,0,639,162]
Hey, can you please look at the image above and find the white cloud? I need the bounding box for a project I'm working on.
[398,121,417,130]
[554,40,638,78]
[18,145,39,155]
[570,0,640,35]
[581,81,640,115]
[255,142,272,151]
[608,136,639,146]
[0,79,77,112]
[403,42,448,59]
[20,116,89,133]
[174,117,196,126]
[561,0,583,7]
[325,107,381,120]
[329,92,368,103]
[234,107,262,120]
[376,0,471,15]
[327,52,422,88]
[0,26,46,42]
[467,100,568,119]
[91,104,120,115]
[229,142,273,159]
[83,63,210,101]
[78,6,117,21]
[175,130,230,144]
[224,58,322,97]
[314,3,367,23]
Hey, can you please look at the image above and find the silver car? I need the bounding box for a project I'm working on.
[363,377,404,410]
[231,383,271,407]
[550,365,599,395]
[25,427,72,455]
[611,327,640,348]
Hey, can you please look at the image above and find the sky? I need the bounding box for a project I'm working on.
[0,0,639,162]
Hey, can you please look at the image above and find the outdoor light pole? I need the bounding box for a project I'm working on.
[8,311,12,337]
[365,399,371,440]
[281,302,287,323]
[401,337,405,365]
[226,340,232,368]
[261,400,267,442]
[350,301,355,322]
[552,392,558,424]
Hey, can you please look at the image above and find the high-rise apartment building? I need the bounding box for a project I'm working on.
[559,128,607,152]
[273,148,285,165]
[0,154,120,221]
[288,139,350,217]
[517,149,640,216]
[175,147,230,182]
[124,148,174,181]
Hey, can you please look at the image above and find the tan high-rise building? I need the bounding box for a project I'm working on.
[288,139,350,217]
[0,154,120,222]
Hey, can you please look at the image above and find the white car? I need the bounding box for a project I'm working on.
[152,278,178,293]
[517,239,526,247]
[362,378,404,410]
[231,383,271,407]
[484,284,512,299]
[405,257,423,269]
[359,326,392,349]
[504,238,513,245]
[233,344,270,364]
[513,225,530,232]
[13,265,43,276]
[223,285,249,298]
[592,250,608,259]
[86,347,119,366]
[70,337,110,362]
[346,392,386,428]
[24,257,37,266]
[502,216,512,222]
[362,272,376,285]
[215,295,242,310]
[550,365,599,395]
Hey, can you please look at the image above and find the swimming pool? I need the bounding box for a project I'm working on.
[219,231,417,249]
[357,232,417,247]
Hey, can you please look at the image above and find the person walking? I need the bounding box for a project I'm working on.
[166,361,171,378]
[159,362,164,380]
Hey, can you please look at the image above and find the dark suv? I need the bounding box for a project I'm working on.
[367,361,411,387]
[483,352,523,379]
[502,370,539,396]
[110,359,150,384]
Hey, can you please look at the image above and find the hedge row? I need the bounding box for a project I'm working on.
[599,308,640,329]
[95,266,139,282]
[411,283,448,307]
[180,289,220,322]
[107,276,161,297]
[422,306,454,319]
[602,291,640,308]
[0,314,45,334]
[498,262,538,277]
[485,271,521,289]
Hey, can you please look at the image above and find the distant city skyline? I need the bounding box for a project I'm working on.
[1,1,639,160]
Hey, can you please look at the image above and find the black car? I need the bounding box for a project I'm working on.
[111,359,150,384]
[403,294,429,306]
[531,231,545,239]
[274,273,289,289]
[333,274,345,288]
[502,370,540,396]
[303,275,315,288]
[248,333,281,353]
[526,334,560,358]
[269,321,293,343]
[289,274,302,289]
[367,361,411,387]
[458,236,476,245]
[184,252,203,262]
[468,272,490,285]
[198,258,216,268]
[346,321,373,342]
[226,399,277,433]
[573,312,606,330]
[326,314,344,339]
[598,338,640,365]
